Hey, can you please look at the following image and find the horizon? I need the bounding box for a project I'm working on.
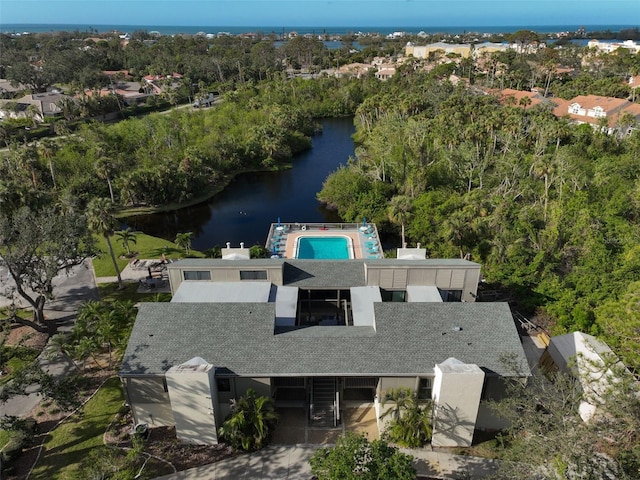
[2,1,639,30]
[2,23,638,37]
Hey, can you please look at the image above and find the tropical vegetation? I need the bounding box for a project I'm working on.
[310,432,416,480]
[218,388,278,451]
[379,388,432,448]
[488,363,640,479]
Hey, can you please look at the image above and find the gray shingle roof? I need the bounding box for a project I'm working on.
[120,302,528,379]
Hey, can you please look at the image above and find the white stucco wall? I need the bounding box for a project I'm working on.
[432,358,485,447]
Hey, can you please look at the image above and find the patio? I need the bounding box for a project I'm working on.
[266,222,383,260]
[271,406,379,445]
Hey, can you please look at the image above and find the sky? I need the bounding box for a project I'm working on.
[1,0,639,28]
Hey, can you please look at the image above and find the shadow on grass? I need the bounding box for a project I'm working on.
[29,377,124,480]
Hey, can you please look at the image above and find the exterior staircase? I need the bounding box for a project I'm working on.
[310,377,338,427]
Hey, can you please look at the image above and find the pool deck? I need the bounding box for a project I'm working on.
[266,223,383,260]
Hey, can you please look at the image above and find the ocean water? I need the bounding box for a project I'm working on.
[1,23,637,36]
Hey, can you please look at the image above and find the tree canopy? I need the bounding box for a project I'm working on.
[0,205,94,327]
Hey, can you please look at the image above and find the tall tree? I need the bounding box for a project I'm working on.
[86,197,123,289]
[0,206,94,328]
[387,195,413,248]
[39,139,58,189]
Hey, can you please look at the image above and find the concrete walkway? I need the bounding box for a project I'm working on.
[154,445,499,480]
[94,260,171,293]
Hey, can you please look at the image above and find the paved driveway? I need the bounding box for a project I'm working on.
[0,259,98,418]
[0,259,98,330]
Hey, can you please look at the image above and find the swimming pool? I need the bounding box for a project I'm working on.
[295,236,353,259]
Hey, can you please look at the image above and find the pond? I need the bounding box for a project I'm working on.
[125,117,356,251]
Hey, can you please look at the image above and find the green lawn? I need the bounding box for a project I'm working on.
[29,377,124,480]
[0,429,11,450]
[0,346,40,386]
[97,283,171,303]
[91,232,204,277]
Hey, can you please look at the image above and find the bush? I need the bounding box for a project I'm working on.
[218,388,278,451]
[310,432,416,480]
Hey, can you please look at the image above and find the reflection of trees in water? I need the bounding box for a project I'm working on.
[126,205,211,245]
[124,117,354,249]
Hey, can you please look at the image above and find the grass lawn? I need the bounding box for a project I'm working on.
[97,283,171,303]
[92,232,204,278]
[29,377,124,480]
[0,346,40,386]
[0,429,11,449]
[0,307,33,322]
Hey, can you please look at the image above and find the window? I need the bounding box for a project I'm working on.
[216,378,231,392]
[162,379,168,393]
[439,289,462,302]
[239,270,267,280]
[380,289,406,302]
[418,377,432,400]
[183,270,211,280]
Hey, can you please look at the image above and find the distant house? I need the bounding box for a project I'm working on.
[142,73,184,95]
[374,66,396,81]
[496,88,546,109]
[552,94,640,134]
[0,78,26,97]
[83,82,149,106]
[103,69,132,80]
[0,91,66,121]
[120,248,529,446]
[587,39,640,54]
[335,63,372,79]
[474,42,510,56]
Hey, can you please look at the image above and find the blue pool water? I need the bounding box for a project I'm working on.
[297,237,351,259]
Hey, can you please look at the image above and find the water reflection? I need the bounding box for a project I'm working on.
[126,117,354,250]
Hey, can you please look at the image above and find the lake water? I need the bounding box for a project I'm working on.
[125,117,355,251]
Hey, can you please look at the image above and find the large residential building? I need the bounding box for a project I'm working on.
[587,39,640,55]
[120,227,529,447]
[406,42,473,59]
[405,41,531,61]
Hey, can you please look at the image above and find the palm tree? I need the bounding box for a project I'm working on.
[116,228,137,256]
[379,387,432,448]
[380,388,414,421]
[39,139,58,189]
[86,197,124,289]
[175,232,193,255]
[218,388,278,451]
[25,104,40,127]
[388,195,413,248]
[94,151,117,203]
[529,155,556,221]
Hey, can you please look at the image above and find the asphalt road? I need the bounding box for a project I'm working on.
[0,259,98,417]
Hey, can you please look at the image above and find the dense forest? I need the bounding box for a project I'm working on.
[317,74,640,372]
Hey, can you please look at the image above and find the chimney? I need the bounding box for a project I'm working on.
[240,242,244,248]
[226,242,231,248]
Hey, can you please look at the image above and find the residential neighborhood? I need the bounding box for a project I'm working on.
[1,19,640,480]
